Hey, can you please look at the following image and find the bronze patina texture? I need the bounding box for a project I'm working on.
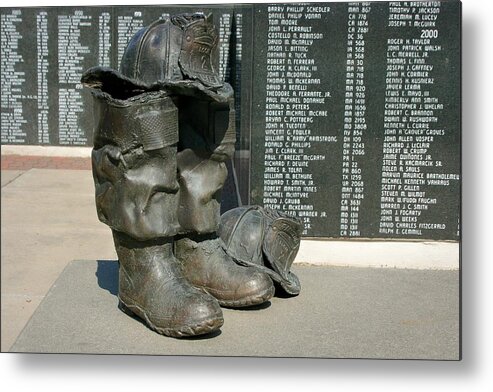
[219,206,303,296]
[113,231,223,338]
[175,235,275,307]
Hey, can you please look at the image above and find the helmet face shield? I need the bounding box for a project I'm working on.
[179,15,221,88]
[264,215,302,279]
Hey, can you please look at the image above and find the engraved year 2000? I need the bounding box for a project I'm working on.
[421,29,438,39]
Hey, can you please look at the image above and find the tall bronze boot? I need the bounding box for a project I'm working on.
[83,66,223,337]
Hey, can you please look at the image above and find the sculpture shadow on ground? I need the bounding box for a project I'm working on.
[222,301,272,311]
[96,259,119,296]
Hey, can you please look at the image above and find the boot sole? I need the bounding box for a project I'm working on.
[118,300,224,338]
[212,284,275,308]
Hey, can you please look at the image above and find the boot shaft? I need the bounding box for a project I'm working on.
[88,76,181,240]
[112,231,175,292]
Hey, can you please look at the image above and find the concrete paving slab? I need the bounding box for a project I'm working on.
[1,187,107,229]
[1,170,25,187]
[1,295,43,352]
[11,261,459,359]
[1,169,116,351]
[1,227,115,293]
[3,168,94,194]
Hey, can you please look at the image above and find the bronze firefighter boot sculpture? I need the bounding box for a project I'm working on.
[82,13,274,337]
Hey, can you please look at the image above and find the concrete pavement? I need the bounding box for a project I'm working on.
[11,260,459,359]
[1,168,460,358]
[1,168,116,350]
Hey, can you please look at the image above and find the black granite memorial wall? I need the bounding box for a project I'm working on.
[0,1,461,241]
[0,5,240,146]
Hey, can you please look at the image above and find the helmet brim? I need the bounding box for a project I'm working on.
[81,66,233,103]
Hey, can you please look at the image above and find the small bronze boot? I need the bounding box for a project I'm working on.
[114,231,223,338]
[175,235,275,308]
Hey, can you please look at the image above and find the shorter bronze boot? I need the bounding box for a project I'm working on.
[114,231,223,338]
[175,235,275,308]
